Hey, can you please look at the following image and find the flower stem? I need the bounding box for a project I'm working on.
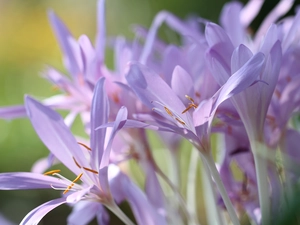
[106,201,136,225]
[187,148,201,225]
[204,154,240,225]
[251,140,270,225]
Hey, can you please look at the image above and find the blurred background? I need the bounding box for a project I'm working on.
[0,0,295,224]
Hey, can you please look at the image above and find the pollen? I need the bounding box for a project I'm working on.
[63,173,83,194]
[44,169,61,176]
[185,95,195,103]
[182,95,198,114]
[78,142,92,151]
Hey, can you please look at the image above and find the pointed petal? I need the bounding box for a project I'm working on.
[100,107,127,169]
[66,186,93,203]
[231,44,253,74]
[95,0,106,62]
[171,66,194,103]
[68,201,108,225]
[90,77,109,169]
[25,96,88,175]
[0,105,27,119]
[109,165,167,225]
[212,52,265,112]
[220,2,244,46]
[48,11,82,77]
[0,172,64,190]
[20,198,66,225]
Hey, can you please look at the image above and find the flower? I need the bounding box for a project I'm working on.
[0,78,166,225]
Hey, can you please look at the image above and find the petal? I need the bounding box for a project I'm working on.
[231,44,253,74]
[0,105,27,120]
[90,77,109,170]
[212,52,265,112]
[109,165,167,225]
[95,0,106,62]
[100,106,127,169]
[0,172,64,190]
[220,2,244,46]
[171,66,194,104]
[48,11,82,77]
[67,201,108,225]
[66,186,93,203]
[25,96,88,175]
[20,198,66,225]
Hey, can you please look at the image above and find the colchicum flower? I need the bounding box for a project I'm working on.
[1,0,300,225]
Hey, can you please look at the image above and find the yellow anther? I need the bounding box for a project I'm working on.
[83,167,99,174]
[44,170,61,176]
[164,106,173,116]
[175,117,186,125]
[78,142,91,151]
[182,104,194,114]
[63,173,83,194]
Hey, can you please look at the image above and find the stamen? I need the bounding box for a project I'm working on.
[73,157,82,169]
[44,170,61,176]
[164,106,173,116]
[78,142,92,151]
[63,173,83,194]
[182,104,194,114]
[175,117,186,125]
[185,95,195,103]
[83,167,99,174]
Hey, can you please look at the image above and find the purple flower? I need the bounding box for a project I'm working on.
[0,78,165,225]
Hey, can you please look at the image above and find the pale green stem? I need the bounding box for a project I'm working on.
[250,140,270,225]
[204,154,240,225]
[106,201,136,225]
[200,157,224,225]
[187,148,201,225]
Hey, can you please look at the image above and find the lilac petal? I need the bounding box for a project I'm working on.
[78,35,95,74]
[109,165,167,225]
[66,186,92,203]
[240,0,264,27]
[31,154,57,174]
[68,201,108,225]
[140,11,197,64]
[163,46,186,85]
[0,213,14,225]
[25,96,88,175]
[90,77,109,170]
[100,106,127,169]
[98,166,110,195]
[0,172,64,190]
[206,47,231,86]
[205,22,234,49]
[283,10,300,51]
[48,11,82,77]
[145,166,165,211]
[220,2,244,46]
[171,66,194,103]
[231,44,253,74]
[20,198,66,225]
[95,0,106,62]
[0,105,27,119]
[212,52,265,112]
[255,0,294,42]
[259,24,279,55]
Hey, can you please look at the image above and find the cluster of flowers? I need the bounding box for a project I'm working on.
[1,0,300,224]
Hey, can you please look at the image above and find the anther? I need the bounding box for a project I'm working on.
[78,142,91,151]
[63,173,83,194]
[73,157,82,169]
[175,117,186,125]
[185,95,195,103]
[44,170,61,176]
[164,106,173,116]
[83,167,99,174]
